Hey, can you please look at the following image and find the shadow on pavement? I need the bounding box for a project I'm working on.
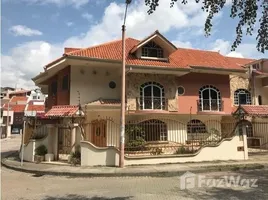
[42,194,133,200]
[1,150,19,159]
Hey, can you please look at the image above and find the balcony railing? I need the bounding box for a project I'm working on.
[197,99,223,112]
[137,96,166,110]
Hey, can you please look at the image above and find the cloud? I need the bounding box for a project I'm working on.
[81,13,93,21]
[226,51,244,58]
[210,39,231,55]
[172,40,193,48]
[9,25,43,36]
[10,0,90,8]
[66,22,74,27]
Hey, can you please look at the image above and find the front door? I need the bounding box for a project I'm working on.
[91,120,107,147]
[58,127,72,160]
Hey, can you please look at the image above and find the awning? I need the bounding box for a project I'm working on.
[233,105,268,118]
[45,105,84,117]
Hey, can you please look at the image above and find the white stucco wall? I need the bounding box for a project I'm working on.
[70,65,121,105]
[253,118,268,149]
[20,135,49,162]
[81,141,119,166]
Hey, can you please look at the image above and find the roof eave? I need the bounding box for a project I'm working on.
[190,65,246,73]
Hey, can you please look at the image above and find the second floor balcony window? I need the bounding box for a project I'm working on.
[234,89,251,105]
[140,82,165,110]
[198,85,222,111]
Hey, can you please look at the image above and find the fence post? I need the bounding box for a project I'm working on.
[242,125,248,160]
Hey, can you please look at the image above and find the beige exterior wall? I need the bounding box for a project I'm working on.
[81,141,119,166]
[254,78,268,105]
[126,73,178,111]
[70,65,121,105]
[80,134,247,166]
[253,118,268,149]
[229,75,250,105]
[125,135,246,165]
[262,60,268,73]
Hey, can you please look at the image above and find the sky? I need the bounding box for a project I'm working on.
[1,0,268,89]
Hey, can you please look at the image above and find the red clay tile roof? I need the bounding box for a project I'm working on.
[45,105,79,117]
[2,104,26,112]
[225,57,255,67]
[87,99,121,106]
[63,36,250,70]
[27,104,45,112]
[64,47,81,54]
[9,90,30,95]
[235,105,268,117]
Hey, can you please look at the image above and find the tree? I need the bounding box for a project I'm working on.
[145,0,268,53]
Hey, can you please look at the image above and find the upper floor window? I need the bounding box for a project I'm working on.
[234,89,251,105]
[258,95,262,105]
[32,96,37,100]
[62,75,69,90]
[141,41,163,58]
[140,82,165,110]
[199,85,221,111]
[252,63,260,70]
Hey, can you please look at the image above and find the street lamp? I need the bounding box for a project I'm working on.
[119,0,131,168]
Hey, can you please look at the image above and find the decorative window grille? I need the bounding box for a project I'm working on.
[198,85,221,111]
[234,89,251,105]
[141,41,163,58]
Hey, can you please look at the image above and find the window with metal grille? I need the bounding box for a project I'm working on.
[198,85,221,111]
[187,119,207,133]
[238,120,253,137]
[140,82,165,110]
[139,119,167,141]
[141,41,163,58]
[51,81,57,96]
[234,89,251,105]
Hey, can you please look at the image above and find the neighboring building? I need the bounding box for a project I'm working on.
[1,87,15,99]
[29,30,268,166]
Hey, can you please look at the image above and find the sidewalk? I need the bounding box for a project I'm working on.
[2,152,267,177]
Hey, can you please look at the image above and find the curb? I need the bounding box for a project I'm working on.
[1,159,265,178]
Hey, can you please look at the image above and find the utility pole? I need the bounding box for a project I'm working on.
[119,0,131,168]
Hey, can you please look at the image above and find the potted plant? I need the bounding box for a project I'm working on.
[34,145,47,163]
[70,145,81,166]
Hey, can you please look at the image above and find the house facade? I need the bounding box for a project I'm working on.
[30,31,268,166]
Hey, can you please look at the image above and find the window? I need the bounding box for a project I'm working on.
[234,89,251,105]
[177,86,185,96]
[109,81,116,89]
[141,41,163,58]
[258,95,262,105]
[252,63,260,70]
[187,119,207,133]
[199,85,221,111]
[140,82,165,110]
[139,119,167,141]
[62,75,69,90]
[51,81,57,95]
[32,96,37,100]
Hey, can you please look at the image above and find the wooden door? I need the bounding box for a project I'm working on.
[91,120,107,147]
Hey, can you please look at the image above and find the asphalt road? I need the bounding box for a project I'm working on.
[1,136,268,200]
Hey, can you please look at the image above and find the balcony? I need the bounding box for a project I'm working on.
[136,97,167,111]
[197,99,224,112]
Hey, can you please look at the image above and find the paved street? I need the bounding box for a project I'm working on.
[1,137,268,200]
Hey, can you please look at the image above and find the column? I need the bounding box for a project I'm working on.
[71,126,76,152]
[242,125,249,160]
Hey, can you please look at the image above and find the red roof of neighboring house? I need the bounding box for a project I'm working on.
[47,33,252,71]
[234,105,268,117]
[45,105,79,117]
[225,57,255,67]
[2,104,26,112]
[10,96,28,103]
[27,104,45,112]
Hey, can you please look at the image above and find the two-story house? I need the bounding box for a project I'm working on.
[30,30,261,165]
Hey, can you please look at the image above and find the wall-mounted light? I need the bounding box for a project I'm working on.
[93,70,97,75]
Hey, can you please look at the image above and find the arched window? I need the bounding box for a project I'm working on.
[141,41,163,58]
[187,119,207,133]
[199,85,221,111]
[238,120,253,137]
[140,82,165,110]
[139,119,167,141]
[234,89,251,105]
[258,95,262,105]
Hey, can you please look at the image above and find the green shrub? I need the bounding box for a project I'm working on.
[125,136,146,151]
[70,145,81,166]
[35,145,47,156]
